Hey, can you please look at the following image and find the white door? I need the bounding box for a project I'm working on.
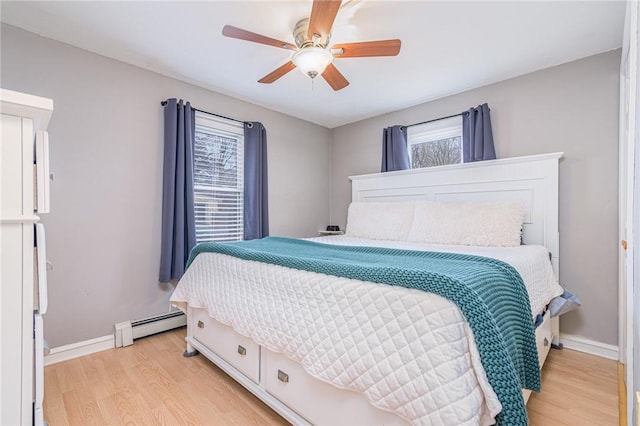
[620,1,639,424]
[632,7,640,422]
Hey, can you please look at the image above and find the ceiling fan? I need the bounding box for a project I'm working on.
[222,0,401,91]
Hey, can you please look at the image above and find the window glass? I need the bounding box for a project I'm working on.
[407,116,463,168]
[193,113,244,242]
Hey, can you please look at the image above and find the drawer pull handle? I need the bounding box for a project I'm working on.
[197,320,204,329]
[237,345,247,356]
[544,337,549,347]
[277,369,289,383]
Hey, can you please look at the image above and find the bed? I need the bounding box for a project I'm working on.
[170,152,564,426]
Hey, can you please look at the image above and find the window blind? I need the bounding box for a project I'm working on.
[193,117,244,243]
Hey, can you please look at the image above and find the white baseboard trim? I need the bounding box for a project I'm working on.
[43,331,617,366]
[560,333,619,360]
[44,334,115,366]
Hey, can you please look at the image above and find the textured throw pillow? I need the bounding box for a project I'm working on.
[345,201,415,241]
[407,201,526,247]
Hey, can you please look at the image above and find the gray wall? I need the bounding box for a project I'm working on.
[1,24,331,347]
[331,50,620,346]
[1,21,620,348]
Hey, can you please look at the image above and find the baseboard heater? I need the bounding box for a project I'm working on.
[114,311,186,347]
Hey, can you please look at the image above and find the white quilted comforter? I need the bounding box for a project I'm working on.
[171,236,563,425]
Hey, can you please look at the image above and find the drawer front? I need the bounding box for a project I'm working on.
[191,310,260,383]
[264,349,404,425]
[535,311,552,367]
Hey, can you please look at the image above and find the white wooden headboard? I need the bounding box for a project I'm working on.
[349,152,563,275]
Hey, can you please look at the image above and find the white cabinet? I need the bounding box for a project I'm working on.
[0,89,52,426]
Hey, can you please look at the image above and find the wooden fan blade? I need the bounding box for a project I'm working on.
[307,0,342,40]
[222,25,296,50]
[258,61,297,84]
[322,63,349,91]
[332,39,401,57]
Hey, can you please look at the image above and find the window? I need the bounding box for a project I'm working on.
[407,116,463,169]
[193,112,244,243]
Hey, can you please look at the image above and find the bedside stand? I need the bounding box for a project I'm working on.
[317,230,345,236]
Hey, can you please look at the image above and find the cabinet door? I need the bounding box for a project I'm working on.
[0,224,24,426]
[1,115,24,217]
[0,112,36,425]
[35,131,50,214]
[0,114,34,217]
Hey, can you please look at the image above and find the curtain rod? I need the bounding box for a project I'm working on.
[160,100,246,125]
[405,112,463,128]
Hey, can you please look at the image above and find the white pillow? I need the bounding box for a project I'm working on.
[407,201,526,247]
[345,201,415,241]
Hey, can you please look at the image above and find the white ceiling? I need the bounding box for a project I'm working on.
[0,1,626,128]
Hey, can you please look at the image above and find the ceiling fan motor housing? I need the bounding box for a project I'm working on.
[294,18,331,48]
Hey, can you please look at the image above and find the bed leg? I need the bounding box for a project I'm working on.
[183,340,198,357]
[550,315,561,350]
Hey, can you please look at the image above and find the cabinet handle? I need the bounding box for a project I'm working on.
[544,337,549,347]
[277,369,289,383]
[237,345,246,356]
[197,320,204,329]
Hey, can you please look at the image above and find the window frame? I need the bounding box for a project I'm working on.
[193,112,245,243]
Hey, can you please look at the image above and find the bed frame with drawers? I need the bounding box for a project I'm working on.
[183,152,564,424]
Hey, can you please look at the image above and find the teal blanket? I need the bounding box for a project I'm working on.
[187,237,539,425]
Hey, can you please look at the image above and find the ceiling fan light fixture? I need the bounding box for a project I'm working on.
[292,47,333,79]
[222,1,401,90]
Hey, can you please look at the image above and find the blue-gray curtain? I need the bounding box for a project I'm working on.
[159,99,196,282]
[381,125,410,172]
[462,103,496,162]
[243,122,269,240]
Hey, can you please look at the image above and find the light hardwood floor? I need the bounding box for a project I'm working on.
[44,328,618,425]
[527,347,619,425]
